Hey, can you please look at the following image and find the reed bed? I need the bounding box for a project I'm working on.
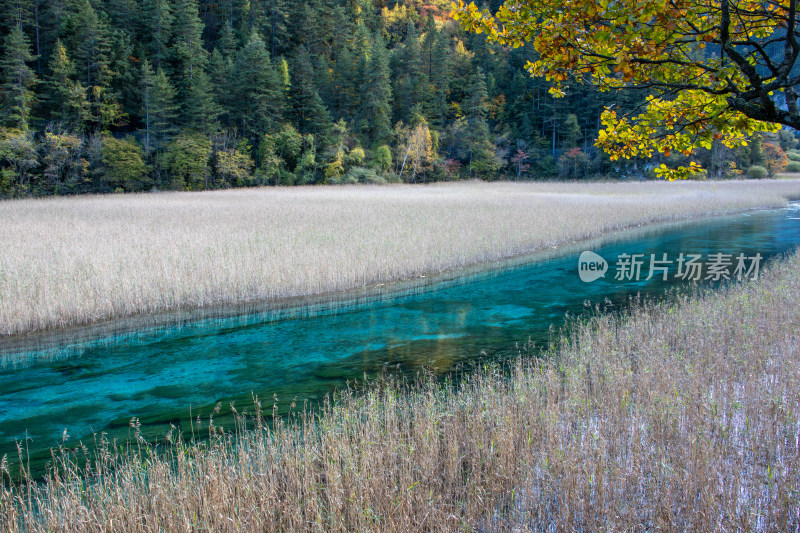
[2,180,800,337]
[2,249,799,531]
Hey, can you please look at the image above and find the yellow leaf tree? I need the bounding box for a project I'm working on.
[451,0,800,179]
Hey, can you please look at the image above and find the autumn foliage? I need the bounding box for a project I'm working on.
[452,0,800,179]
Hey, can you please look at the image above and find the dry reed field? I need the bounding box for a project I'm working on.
[2,247,798,531]
[2,179,800,337]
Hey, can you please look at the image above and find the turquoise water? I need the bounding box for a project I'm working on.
[1,205,800,472]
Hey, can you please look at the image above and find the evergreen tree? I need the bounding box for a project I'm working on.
[61,0,121,131]
[186,69,220,133]
[1,25,37,130]
[108,29,137,121]
[288,0,332,57]
[393,21,423,124]
[63,0,112,89]
[217,22,238,59]
[140,59,156,152]
[141,61,177,152]
[360,33,392,146]
[143,0,173,70]
[264,0,288,57]
[562,114,582,150]
[421,14,437,81]
[315,53,334,110]
[464,68,490,134]
[44,39,89,130]
[463,68,498,177]
[105,0,137,29]
[424,21,450,128]
[1,0,33,31]
[151,67,177,147]
[208,47,234,126]
[290,45,332,137]
[333,45,357,118]
[171,0,218,130]
[232,30,284,139]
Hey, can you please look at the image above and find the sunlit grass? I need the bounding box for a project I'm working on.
[2,248,798,531]
[2,180,800,337]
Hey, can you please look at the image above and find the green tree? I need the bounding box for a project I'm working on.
[161,133,212,189]
[217,22,238,59]
[0,127,37,189]
[393,21,424,124]
[360,33,392,146]
[333,41,358,118]
[208,47,234,127]
[40,128,85,192]
[263,0,289,57]
[171,0,219,131]
[462,68,498,177]
[373,144,392,172]
[100,135,150,191]
[62,0,110,93]
[143,0,173,69]
[44,39,89,130]
[1,25,37,130]
[258,123,303,185]
[215,146,254,186]
[232,30,284,139]
[290,45,332,137]
[562,114,581,150]
[61,0,121,131]
[141,62,178,153]
[750,133,765,167]
[108,29,137,121]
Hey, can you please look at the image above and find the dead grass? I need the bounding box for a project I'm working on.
[2,179,800,337]
[2,249,798,532]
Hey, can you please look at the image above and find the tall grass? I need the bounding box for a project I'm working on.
[2,251,798,531]
[2,180,800,337]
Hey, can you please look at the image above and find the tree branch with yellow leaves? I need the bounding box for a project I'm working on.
[452,0,799,179]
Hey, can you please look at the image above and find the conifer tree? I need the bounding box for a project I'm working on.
[1,25,37,130]
[45,39,89,130]
[217,22,238,59]
[141,61,177,152]
[265,0,288,57]
[1,0,33,32]
[171,0,218,130]
[393,21,424,124]
[64,0,112,89]
[108,29,137,120]
[232,30,284,139]
[143,0,173,70]
[208,47,234,126]
[290,45,332,137]
[61,0,122,131]
[360,33,392,146]
[463,68,498,177]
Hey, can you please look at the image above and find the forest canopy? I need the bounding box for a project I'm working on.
[0,0,797,196]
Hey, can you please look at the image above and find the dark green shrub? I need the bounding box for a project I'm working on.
[747,165,768,179]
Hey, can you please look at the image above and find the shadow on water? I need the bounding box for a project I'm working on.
[2,205,800,475]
